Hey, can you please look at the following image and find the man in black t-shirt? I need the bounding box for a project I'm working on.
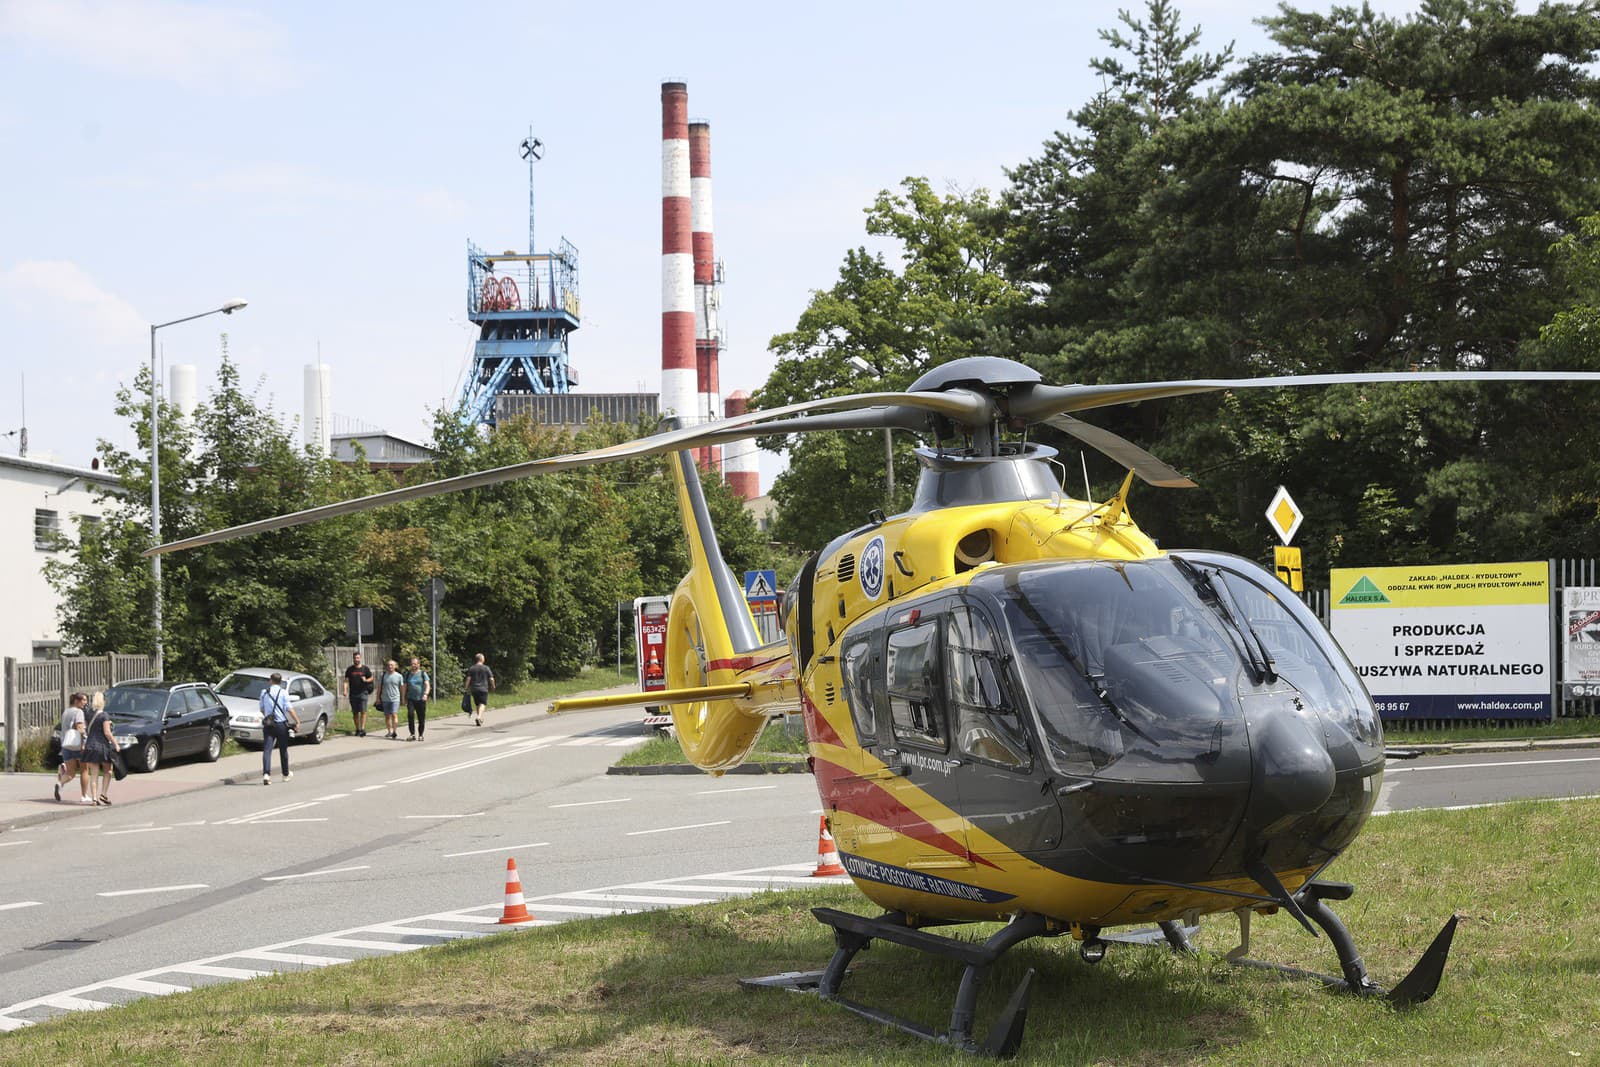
[465,653,495,727]
[343,653,375,738]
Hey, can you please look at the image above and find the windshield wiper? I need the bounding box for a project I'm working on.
[1172,557,1277,685]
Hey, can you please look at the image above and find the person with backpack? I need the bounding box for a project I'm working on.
[403,656,432,742]
[259,672,300,785]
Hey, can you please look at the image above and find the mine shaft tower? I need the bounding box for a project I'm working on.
[460,131,581,425]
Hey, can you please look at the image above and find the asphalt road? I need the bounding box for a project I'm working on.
[1,726,1596,1032]
[0,706,829,1025]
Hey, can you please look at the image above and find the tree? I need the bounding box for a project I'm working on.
[758,177,1021,547]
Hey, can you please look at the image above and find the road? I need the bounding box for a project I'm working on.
[0,719,1595,1032]
[0,706,832,1028]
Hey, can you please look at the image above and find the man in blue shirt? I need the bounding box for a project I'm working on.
[259,673,300,785]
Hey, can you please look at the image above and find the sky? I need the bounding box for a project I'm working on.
[0,0,1422,493]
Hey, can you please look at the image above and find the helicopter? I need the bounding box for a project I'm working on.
[151,356,1600,1057]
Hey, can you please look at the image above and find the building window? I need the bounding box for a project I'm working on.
[77,514,102,538]
[34,509,62,550]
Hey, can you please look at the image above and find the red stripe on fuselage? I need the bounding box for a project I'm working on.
[812,756,1000,871]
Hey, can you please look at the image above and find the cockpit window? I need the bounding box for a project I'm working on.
[982,560,1246,776]
[886,618,946,749]
[840,637,878,746]
[947,605,1030,770]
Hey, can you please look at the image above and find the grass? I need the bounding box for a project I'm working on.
[614,721,810,767]
[7,798,1599,1065]
[1384,714,1600,745]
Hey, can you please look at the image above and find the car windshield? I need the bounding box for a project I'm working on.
[217,674,270,699]
[104,688,167,718]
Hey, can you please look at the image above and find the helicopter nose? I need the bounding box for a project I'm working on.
[1247,709,1336,833]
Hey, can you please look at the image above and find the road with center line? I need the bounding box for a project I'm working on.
[0,714,1596,1032]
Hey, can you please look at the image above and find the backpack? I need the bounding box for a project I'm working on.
[406,671,429,700]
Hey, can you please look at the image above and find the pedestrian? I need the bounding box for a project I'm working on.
[465,652,495,727]
[403,656,431,741]
[343,652,375,737]
[81,691,117,806]
[379,659,404,740]
[259,672,300,785]
[53,692,92,805]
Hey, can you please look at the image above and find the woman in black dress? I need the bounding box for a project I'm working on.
[81,692,117,806]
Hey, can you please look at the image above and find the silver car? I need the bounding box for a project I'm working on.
[217,668,336,745]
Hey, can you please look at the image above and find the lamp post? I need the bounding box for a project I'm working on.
[150,299,247,679]
[847,357,894,507]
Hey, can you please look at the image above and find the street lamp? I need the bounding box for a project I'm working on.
[847,357,894,506]
[150,299,247,679]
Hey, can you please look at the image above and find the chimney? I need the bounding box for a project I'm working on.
[660,82,697,429]
[722,391,759,501]
[303,363,332,455]
[690,120,720,471]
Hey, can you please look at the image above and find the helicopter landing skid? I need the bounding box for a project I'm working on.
[740,907,1051,1058]
[1227,879,1460,1007]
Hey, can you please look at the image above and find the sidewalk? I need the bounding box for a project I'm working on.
[0,682,636,832]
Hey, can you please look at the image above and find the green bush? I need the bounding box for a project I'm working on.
[3,729,54,773]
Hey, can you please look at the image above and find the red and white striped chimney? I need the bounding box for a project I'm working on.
[723,391,759,501]
[661,82,697,427]
[690,119,720,471]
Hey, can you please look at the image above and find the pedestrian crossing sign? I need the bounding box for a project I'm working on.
[744,570,778,602]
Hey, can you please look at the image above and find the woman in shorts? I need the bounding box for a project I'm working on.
[54,692,92,804]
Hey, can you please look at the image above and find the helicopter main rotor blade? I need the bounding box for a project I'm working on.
[146,388,990,557]
[692,404,942,441]
[1009,370,1600,422]
[1042,415,1198,489]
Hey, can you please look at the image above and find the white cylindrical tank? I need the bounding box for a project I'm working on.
[303,363,332,455]
[168,364,198,421]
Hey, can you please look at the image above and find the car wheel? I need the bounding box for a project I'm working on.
[204,728,223,762]
[309,716,327,745]
[139,739,161,773]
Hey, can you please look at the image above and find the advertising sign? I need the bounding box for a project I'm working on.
[1562,586,1600,699]
[1330,561,1553,720]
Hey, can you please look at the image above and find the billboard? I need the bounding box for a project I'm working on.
[1562,586,1600,699]
[1330,561,1553,720]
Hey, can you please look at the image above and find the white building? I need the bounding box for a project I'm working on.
[0,453,120,662]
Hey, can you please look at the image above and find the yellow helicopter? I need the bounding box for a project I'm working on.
[153,356,1600,1056]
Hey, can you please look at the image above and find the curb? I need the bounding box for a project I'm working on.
[1389,737,1600,756]
[605,761,810,776]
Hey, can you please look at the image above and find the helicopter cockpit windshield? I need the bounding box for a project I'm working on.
[976,554,1377,781]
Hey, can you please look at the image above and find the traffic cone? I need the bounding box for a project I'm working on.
[497,857,536,924]
[811,816,846,877]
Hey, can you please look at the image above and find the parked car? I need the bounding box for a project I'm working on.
[104,680,229,773]
[216,668,335,746]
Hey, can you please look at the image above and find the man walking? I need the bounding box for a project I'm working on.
[465,652,495,727]
[260,672,300,785]
[343,652,374,737]
[403,656,431,741]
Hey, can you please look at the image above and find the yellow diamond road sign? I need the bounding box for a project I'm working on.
[1266,485,1303,545]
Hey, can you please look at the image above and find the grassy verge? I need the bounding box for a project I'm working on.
[3,798,1597,1064]
[615,721,810,767]
[1385,714,1600,744]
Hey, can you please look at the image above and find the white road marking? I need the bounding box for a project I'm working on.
[261,865,371,882]
[626,820,731,836]
[404,813,485,820]
[171,964,271,980]
[97,883,209,898]
[517,902,632,915]
[251,818,329,824]
[693,785,777,796]
[172,820,207,826]
[0,901,42,912]
[235,949,347,967]
[1373,793,1600,816]
[367,925,489,940]
[606,738,643,747]
[104,978,188,996]
[1385,755,1600,774]
[303,936,427,953]
[354,784,387,792]
[559,737,608,747]
[41,994,111,1012]
[313,793,350,801]
[568,892,717,906]
[219,800,324,825]
[386,738,567,784]
[443,842,549,858]
[548,798,629,809]
[0,841,34,848]
[103,826,172,836]
[625,882,761,895]
[0,1017,31,1032]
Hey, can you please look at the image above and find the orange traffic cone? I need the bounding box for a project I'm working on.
[811,816,846,877]
[497,857,536,924]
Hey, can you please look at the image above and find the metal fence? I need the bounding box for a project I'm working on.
[2,653,155,770]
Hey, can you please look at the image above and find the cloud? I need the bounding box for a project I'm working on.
[0,260,147,345]
[0,0,301,92]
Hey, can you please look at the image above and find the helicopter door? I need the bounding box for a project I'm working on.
[945,602,1062,861]
[878,610,973,871]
